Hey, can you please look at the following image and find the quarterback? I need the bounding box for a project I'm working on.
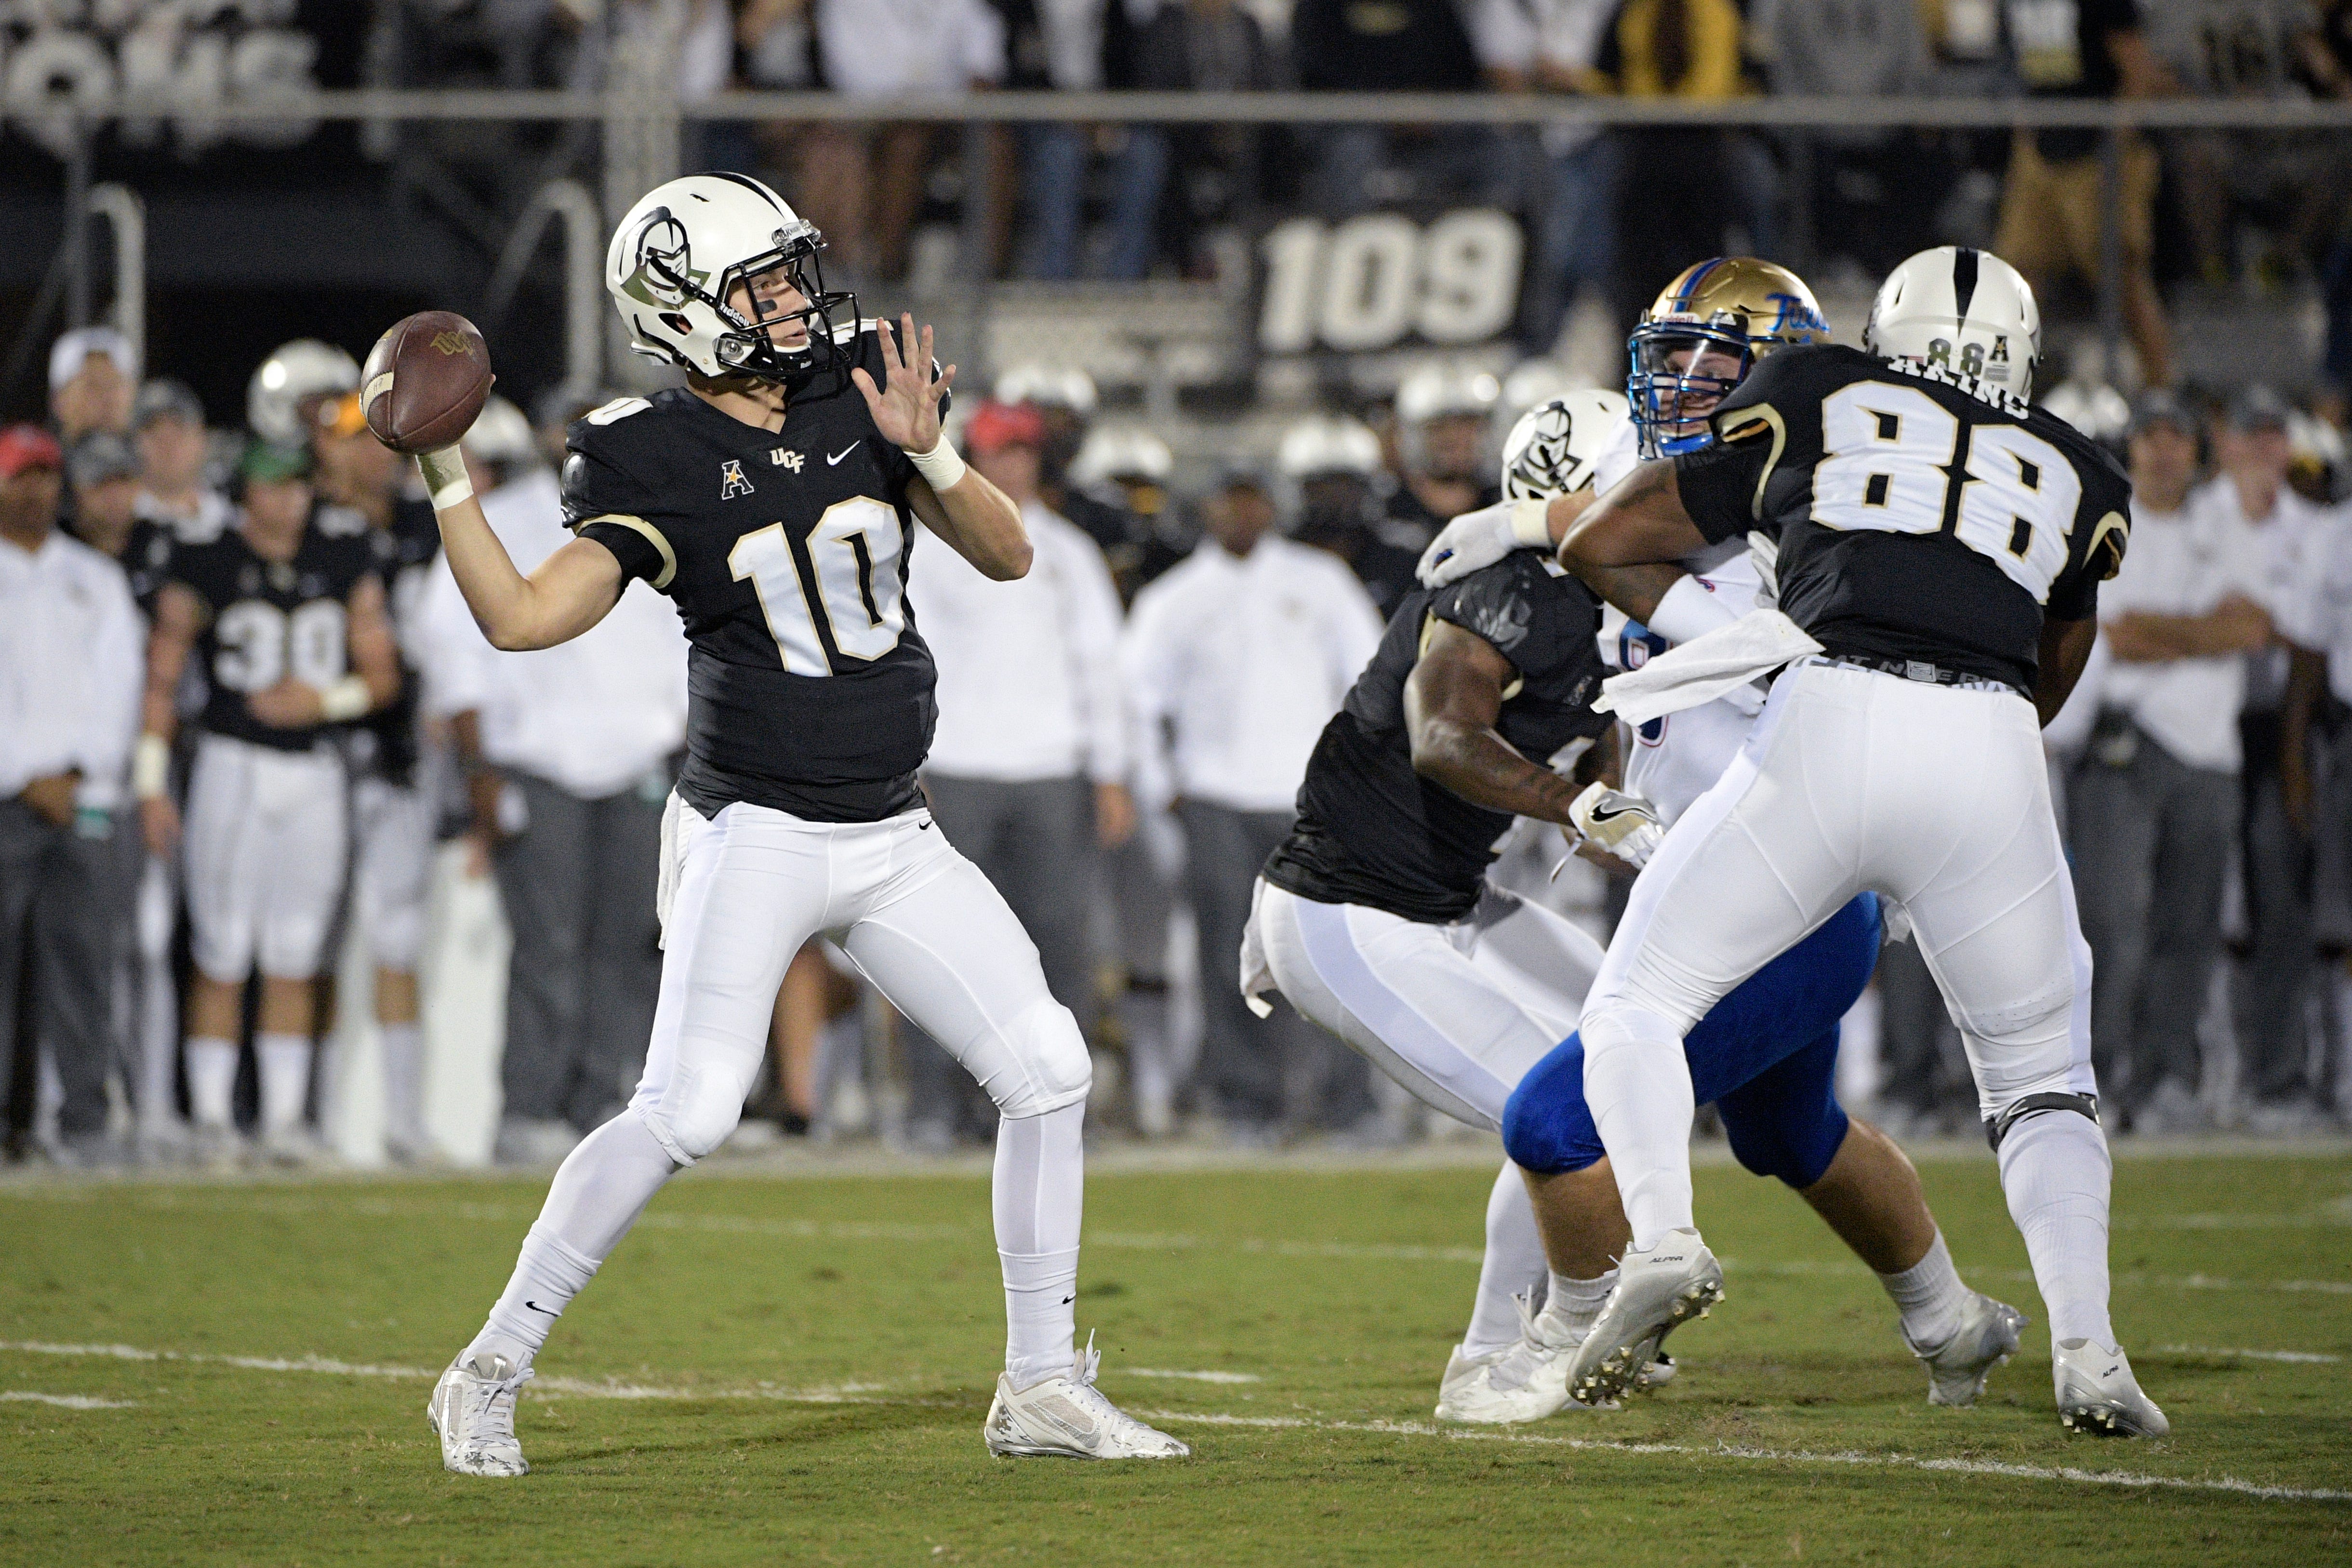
[417,173,1184,1475]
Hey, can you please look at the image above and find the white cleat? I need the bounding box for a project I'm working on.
[1906,1292,2027,1407]
[983,1337,1189,1460]
[1566,1229,1723,1408]
[1435,1293,1598,1424]
[428,1351,535,1476]
[2053,1338,2170,1437]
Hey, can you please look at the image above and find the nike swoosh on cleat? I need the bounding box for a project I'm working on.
[827,442,861,465]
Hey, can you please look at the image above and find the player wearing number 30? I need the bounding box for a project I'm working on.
[1549,247,2164,1437]
[418,173,1185,1476]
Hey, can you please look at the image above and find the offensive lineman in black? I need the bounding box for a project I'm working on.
[1249,390,1671,1426]
[418,173,1184,1476]
[1537,246,2164,1436]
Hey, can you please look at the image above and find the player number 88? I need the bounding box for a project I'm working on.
[1810,381,2082,604]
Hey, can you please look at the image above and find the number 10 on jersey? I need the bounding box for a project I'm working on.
[729,496,907,675]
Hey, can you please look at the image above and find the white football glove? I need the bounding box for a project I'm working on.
[1569,782,1666,870]
[1415,498,1554,588]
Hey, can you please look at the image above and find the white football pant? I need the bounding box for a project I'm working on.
[1249,877,1600,1131]
[634,797,1091,1163]
[182,733,349,983]
[351,775,434,971]
[1581,660,2096,1248]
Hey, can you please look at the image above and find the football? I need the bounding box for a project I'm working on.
[361,310,493,454]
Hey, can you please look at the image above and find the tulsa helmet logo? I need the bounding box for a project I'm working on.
[1762,291,1829,336]
[719,459,755,500]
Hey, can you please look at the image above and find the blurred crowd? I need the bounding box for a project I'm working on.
[5,310,2352,1174]
[386,0,2352,381]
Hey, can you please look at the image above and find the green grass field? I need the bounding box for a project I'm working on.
[3,1145,2348,1566]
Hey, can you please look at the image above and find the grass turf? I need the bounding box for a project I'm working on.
[1,1147,2347,1565]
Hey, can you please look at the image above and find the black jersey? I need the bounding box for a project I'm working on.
[169,508,379,752]
[1262,552,1610,924]
[66,516,176,620]
[1674,343,2131,691]
[349,497,439,786]
[564,323,948,823]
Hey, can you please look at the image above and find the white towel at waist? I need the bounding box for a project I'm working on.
[1593,608,1823,728]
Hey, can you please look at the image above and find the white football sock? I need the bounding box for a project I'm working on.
[1876,1229,1969,1349]
[1579,1003,1698,1249]
[187,1037,237,1129]
[379,1023,425,1149]
[993,1101,1085,1391]
[1997,1110,2117,1350]
[256,1034,312,1133]
[1461,1161,1551,1358]
[466,1110,681,1370]
[1544,1269,1617,1341]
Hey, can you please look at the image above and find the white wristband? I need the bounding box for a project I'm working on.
[319,674,373,723]
[133,733,170,801]
[907,435,968,492]
[1508,497,1555,548]
[417,446,473,512]
[1646,573,1742,646]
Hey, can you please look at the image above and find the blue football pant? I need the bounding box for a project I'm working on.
[1502,893,1882,1187]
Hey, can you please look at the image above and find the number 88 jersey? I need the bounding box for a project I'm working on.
[1673,342,2131,692]
[169,505,380,752]
[561,323,945,824]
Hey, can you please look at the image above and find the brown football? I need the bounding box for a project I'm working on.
[361,311,493,454]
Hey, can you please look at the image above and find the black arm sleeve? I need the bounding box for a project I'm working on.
[576,520,666,585]
[1671,443,1770,545]
[560,439,667,585]
[1427,559,1572,683]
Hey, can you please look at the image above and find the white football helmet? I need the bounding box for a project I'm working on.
[1501,388,1630,501]
[1500,359,1583,422]
[461,395,537,469]
[1276,415,1382,480]
[995,363,1098,416]
[1395,364,1500,427]
[2040,380,2130,444]
[248,339,359,446]
[1068,425,1173,488]
[606,172,855,383]
[1864,246,2041,401]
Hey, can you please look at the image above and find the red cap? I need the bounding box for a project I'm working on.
[963,399,1046,457]
[0,424,64,480]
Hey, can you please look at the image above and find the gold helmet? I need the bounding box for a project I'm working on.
[1627,258,1829,458]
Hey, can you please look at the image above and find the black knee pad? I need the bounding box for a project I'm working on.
[1983,1092,2100,1151]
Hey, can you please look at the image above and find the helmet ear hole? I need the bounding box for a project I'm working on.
[659,312,694,336]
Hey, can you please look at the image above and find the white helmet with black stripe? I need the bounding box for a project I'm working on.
[605,172,857,384]
[1864,245,2042,402]
[1500,388,1628,501]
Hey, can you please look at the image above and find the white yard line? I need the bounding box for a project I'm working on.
[2155,1344,2343,1365]
[1,1390,136,1409]
[1122,1369,1263,1383]
[1132,1411,2352,1504]
[3,1336,2342,1505]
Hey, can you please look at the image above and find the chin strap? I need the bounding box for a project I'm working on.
[1984,1092,2100,1152]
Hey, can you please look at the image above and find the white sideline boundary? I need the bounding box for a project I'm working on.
[2,1337,2346,1505]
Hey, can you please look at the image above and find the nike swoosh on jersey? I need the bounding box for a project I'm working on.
[827,442,861,465]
